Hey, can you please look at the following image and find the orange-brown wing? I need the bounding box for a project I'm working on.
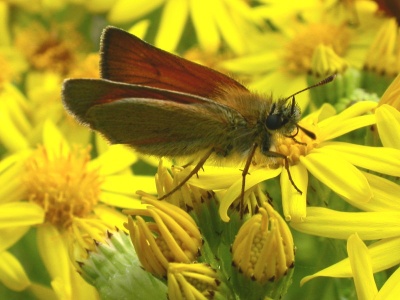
[100,26,249,100]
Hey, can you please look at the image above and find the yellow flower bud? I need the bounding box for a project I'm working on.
[232,202,294,283]
[124,198,202,277]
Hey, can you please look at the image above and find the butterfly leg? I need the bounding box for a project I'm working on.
[262,150,302,194]
[158,147,214,200]
[239,143,258,217]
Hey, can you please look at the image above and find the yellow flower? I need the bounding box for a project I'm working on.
[207,100,391,222]
[220,1,382,108]
[107,0,263,54]
[291,71,400,292]
[0,120,141,298]
[14,21,87,75]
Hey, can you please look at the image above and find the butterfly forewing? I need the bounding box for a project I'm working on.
[62,79,221,125]
[100,26,249,100]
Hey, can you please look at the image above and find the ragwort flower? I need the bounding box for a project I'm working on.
[0,120,142,298]
[211,100,395,222]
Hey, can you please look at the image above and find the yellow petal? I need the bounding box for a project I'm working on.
[219,168,281,222]
[220,51,280,74]
[291,207,400,240]
[376,104,400,149]
[212,0,245,55]
[250,72,309,112]
[320,114,376,141]
[89,144,137,175]
[127,19,150,39]
[0,202,44,228]
[301,236,400,285]
[37,224,71,294]
[155,0,188,52]
[107,0,164,23]
[359,172,400,212]
[0,108,30,151]
[100,191,144,209]
[378,265,400,298]
[347,234,378,300]
[281,164,308,222]
[321,142,400,177]
[300,150,372,202]
[0,151,31,202]
[0,227,29,252]
[93,205,128,230]
[379,73,400,107]
[190,0,220,53]
[321,101,377,126]
[42,120,70,158]
[102,174,156,195]
[0,251,30,291]
[188,166,242,190]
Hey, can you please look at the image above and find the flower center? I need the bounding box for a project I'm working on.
[275,125,320,165]
[283,23,351,73]
[24,145,102,228]
[15,23,82,74]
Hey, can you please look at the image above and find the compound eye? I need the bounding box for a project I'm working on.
[265,114,284,130]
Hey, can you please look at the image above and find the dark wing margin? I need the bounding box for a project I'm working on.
[100,26,249,99]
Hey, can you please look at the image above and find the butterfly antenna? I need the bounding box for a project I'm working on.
[284,74,336,102]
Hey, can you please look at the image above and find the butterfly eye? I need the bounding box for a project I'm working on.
[265,113,287,130]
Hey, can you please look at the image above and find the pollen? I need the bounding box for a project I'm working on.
[24,145,102,228]
[284,23,351,73]
[276,125,320,165]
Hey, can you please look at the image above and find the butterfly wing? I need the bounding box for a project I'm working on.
[62,78,223,125]
[100,26,249,99]
[62,79,241,156]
